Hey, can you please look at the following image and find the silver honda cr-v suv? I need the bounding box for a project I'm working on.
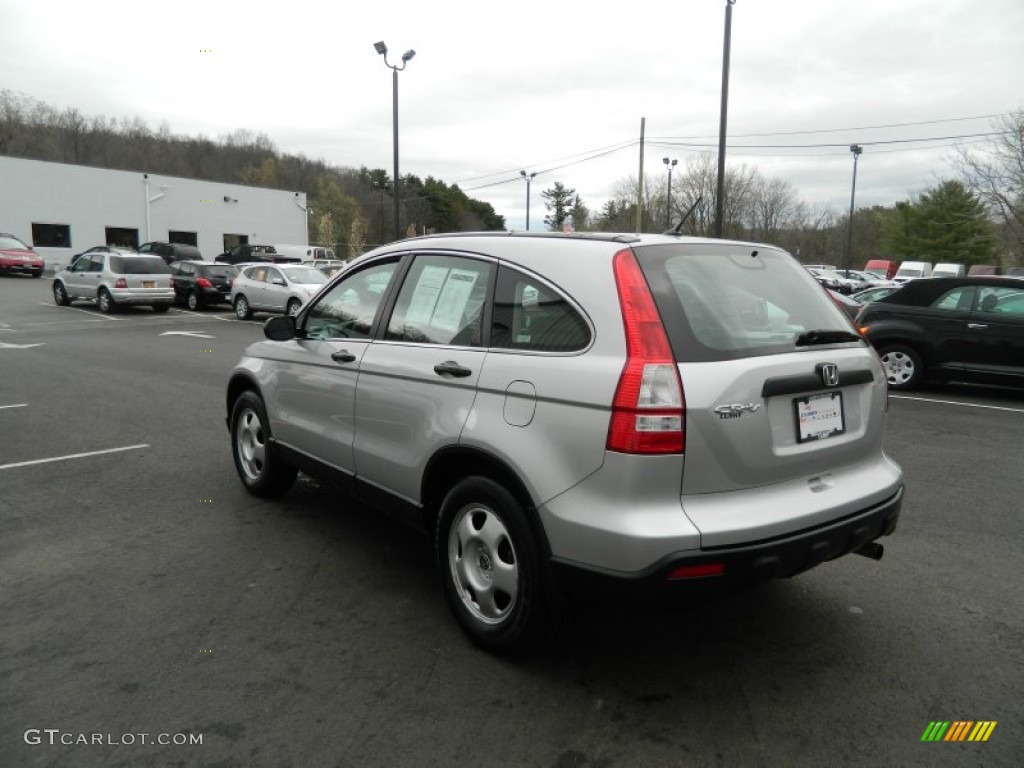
[226,232,903,651]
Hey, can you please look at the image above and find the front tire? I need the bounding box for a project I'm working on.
[878,344,923,390]
[286,298,302,316]
[230,391,297,497]
[234,295,252,320]
[436,476,552,652]
[53,281,70,306]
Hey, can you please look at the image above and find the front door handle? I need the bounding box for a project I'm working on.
[433,361,472,378]
[331,350,357,363]
[966,323,988,330]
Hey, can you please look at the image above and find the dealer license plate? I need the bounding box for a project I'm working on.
[795,391,845,443]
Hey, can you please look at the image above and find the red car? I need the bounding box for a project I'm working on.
[0,233,44,277]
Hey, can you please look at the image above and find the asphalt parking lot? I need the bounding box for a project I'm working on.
[1,275,1021,767]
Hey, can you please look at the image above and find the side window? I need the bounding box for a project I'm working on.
[265,268,283,285]
[386,255,493,346]
[491,266,590,352]
[304,260,399,340]
[249,267,267,283]
[89,255,104,273]
[932,287,973,312]
[980,287,1024,316]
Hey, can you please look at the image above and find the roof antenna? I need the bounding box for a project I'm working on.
[664,196,703,235]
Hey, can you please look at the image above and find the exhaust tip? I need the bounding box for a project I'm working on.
[854,542,884,561]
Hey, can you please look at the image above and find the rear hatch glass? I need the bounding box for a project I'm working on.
[110,256,172,275]
[633,242,854,362]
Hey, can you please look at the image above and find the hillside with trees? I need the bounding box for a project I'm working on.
[0,90,504,256]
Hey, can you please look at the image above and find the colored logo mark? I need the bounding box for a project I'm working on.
[921,721,997,742]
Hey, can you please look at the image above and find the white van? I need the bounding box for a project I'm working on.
[274,244,337,262]
[894,261,932,283]
[932,262,965,278]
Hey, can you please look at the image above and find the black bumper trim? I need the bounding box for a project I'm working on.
[551,485,903,605]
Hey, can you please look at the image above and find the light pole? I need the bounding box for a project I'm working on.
[714,0,736,238]
[663,157,677,229]
[845,144,863,272]
[519,170,537,230]
[374,41,415,242]
[373,181,386,245]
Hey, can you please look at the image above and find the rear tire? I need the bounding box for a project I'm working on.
[436,476,553,652]
[230,391,297,497]
[53,281,70,306]
[878,344,923,390]
[234,295,252,320]
[286,298,302,316]
[187,291,200,311]
[97,288,116,313]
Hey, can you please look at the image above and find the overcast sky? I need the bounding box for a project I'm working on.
[2,0,1021,230]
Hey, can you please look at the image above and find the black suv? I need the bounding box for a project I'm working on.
[170,260,239,310]
[214,244,299,266]
[138,241,203,264]
[858,276,1024,390]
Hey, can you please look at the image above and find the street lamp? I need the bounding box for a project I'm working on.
[663,157,677,229]
[845,144,863,272]
[519,170,537,230]
[374,41,416,241]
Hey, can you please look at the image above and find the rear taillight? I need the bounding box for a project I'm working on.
[606,249,685,454]
[196,277,213,288]
[114,278,127,289]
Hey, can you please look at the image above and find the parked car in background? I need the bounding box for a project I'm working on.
[931,262,965,278]
[275,244,338,262]
[864,259,898,280]
[850,285,901,305]
[893,261,933,283]
[225,231,903,650]
[827,289,862,321]
[1005,267,1024,277]
[857,276,1024,390]
[138,241,203,264]
[53,249,174,313]
[0,232,44,277]
[171,260,238,310]
[807,267,855,294]
[304,258,347,276]
[216,244,300,266]
[834,269,879,292]
[967,264,1000,276]
[230,263,328,319]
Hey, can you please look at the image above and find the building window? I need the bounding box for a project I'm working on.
[105,227,139,249]
[32,223,71,248]
[169,230,198,246]
[223,234,249,251]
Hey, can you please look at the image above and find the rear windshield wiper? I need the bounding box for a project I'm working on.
[794,329,862,346]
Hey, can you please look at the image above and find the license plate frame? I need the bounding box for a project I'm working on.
[794,391,845,443]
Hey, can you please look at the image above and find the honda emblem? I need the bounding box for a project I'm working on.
[817,363,840,387]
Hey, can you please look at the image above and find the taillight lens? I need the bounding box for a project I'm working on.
[606,249,685,454]
[196,277,213,288]
[114,278,127,289]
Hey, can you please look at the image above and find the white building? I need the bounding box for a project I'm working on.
[0,156,308,271]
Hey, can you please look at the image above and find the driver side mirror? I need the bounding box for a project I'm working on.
[264,315,298,341]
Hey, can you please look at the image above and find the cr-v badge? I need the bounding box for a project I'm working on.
[714,403,762,419]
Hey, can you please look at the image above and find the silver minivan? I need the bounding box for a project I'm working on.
[53,249,174,312]
[226,232,904,650]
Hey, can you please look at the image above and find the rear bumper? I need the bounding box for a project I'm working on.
[110,289,175,304]
[551,485,903,605]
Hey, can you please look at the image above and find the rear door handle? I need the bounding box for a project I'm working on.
[967,323,988,330]
[433,361,472,378]
[331,350,357,363]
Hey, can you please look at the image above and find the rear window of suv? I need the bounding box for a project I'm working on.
[109,256,172,274]
[634,243,852,362]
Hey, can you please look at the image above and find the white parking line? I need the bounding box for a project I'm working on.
[0,403,28,410]
[38,302,121,320]
[891,394,1024,414]
[0,444,149,471]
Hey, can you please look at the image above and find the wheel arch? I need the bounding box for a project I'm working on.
[226,372,263,430]
[421,447,552,559]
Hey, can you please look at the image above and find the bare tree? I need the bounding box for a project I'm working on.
[954,110,1024,262]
